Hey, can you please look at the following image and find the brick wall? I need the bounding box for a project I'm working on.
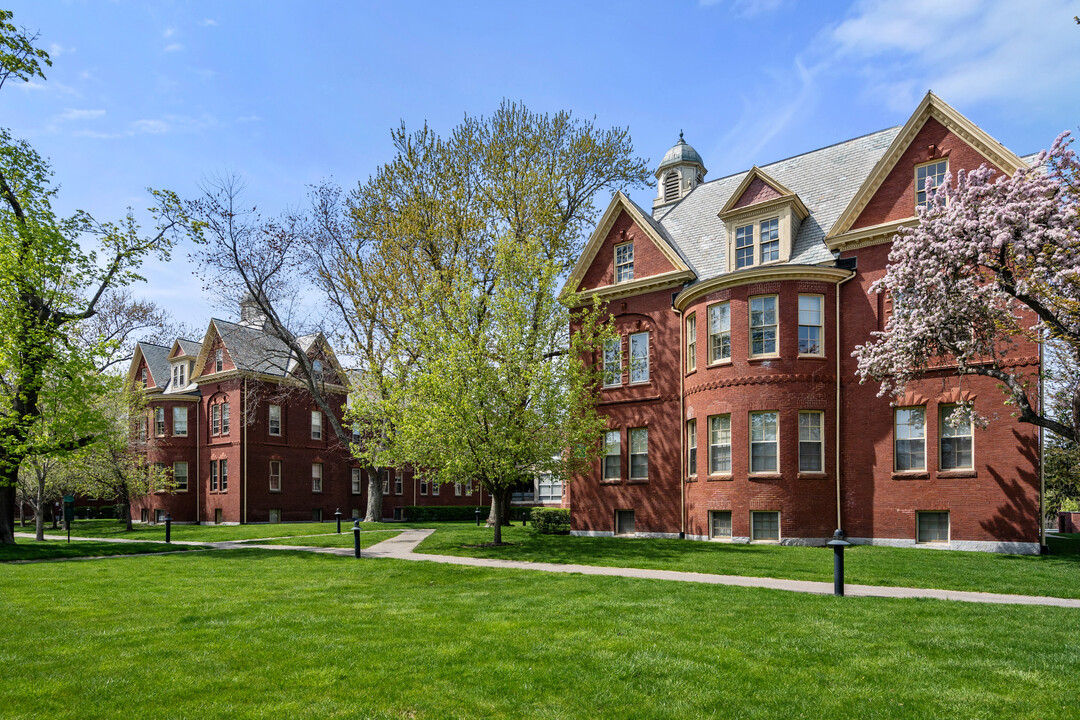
[579,210,677,291]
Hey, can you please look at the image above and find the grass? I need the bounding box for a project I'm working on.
[242,531,401,549]
[0,539,195,562]
[1,549,1077,719]
[40,518,392,543]
[415,523,1080,599]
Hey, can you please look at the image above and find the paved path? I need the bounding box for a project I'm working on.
[13,530,1080,609]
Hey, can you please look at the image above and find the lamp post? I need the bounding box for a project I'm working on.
[335,508,342,534]
[475,507,482,526]
[165,513,173,543]
[826,529,851,596]
[352,519,362,558]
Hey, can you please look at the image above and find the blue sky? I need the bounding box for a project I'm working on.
[5,0,1080,329]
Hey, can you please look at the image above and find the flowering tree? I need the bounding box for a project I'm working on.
[855,133,1080,443]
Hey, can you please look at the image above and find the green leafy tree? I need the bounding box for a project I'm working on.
[0,9,50,91]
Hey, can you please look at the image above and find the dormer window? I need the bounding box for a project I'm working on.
[312,359,323,373]
[916,159,947,207]
[172,363,186,389]
[615,242,634,283]
[663,171,680,202]
[759,218,779,263]
[735,225,754,269]
[719,167,808,274]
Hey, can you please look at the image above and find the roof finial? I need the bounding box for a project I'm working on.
[678,129,685,145]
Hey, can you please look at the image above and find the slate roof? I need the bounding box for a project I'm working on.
[176,339,202,357]
[655,126,901,284]
[212,318,300,377]
[137,342,171,388]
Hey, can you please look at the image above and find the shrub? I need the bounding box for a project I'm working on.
[530,508,571,534]
[400,505,543,522]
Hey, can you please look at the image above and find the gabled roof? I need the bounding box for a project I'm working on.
[127,342,170,389]
[826,91,1026,242]
[565,191,693,295]
[173,339,202,359]
[655,126,900,283]
[718,165,807,219]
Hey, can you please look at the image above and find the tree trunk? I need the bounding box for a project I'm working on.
[18,499,25,527]
[364,467,383,523]
[125,503,134,532]
[487,488,512,527]
[491,486,511,545]
[0,481,16,545]
[35,474,45,541]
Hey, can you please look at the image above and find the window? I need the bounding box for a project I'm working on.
[312,463,323,493]
[221,403,230,435]
[154,407,165,436]
[708,302,730,363]
[663,170,680,202]
[465,481,474,495]
[798,295,823,356]
[749,295,778,357]
[394,470,403,495]
[894,407,926,471]
[799,411,824,472]
[312,508,323,523]
[940,405,973,470]
[431,481,439,496]
[269,508,281,524]
[759,218,779,263]
[709,510,732,539]
[615,509,635,535]
[214,348,223,373]
[172,407,188,437]
[141,368,148,385]
[455,482,463,497]
[751,511,780,541]
[172,363,185,388]
[269,405,281,436]
[269,461,281,492]
[420,477,428,495]
[685,314,696,372]
[735,224,754,269]
[382,472,389,495]
[629,332,649,384]
[603,338,622,388]
[629,427,648,480]
[538,473,562,502]
[917,511,949,543]
[211,405,221,436]
[615,242,634,283]
[351,468,363,494]
[138,416,148,442]
[687,419,697,477]
[709,415,731,474]
[155,509,166,524]
[210,461,218,492]
[916,159,948,207]
[312,359,323,373]
[219,459,228,492]
[604,430,621,480]
[750,411,778,473]
[311,411,322,440]
[174,461,188,492]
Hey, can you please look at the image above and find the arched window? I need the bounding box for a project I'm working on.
[663,170,680,202]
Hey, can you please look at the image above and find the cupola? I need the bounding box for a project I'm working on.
[653,131,707,213]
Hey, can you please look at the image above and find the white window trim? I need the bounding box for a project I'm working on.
[603,430,621,481]
[894,406,927,472]
[797,293,825,358]
[628,331,650,384]
[614,241,634,284]
[749,294,780,359]
[269,405,282,437]
[750,510,781,542]
[939,404,974,471]
[707,301,731,365]
[686,418,697,478]
[915,158,949,208]
[351,468,362,494]
[173,461,188,492]
[172,406,188,437]
[709,510,733,540]
[603,337,622,388]
[916,510,950,544]
[394,470,403,495]
[269,460,282,493]
[685,314,696,373]
[749,410,779,474]
[311,410,322,440]
[629,427,648,480]
[798,410,825,474]
[312,463,323,493]
[708,414,732,476]
[723,203,799,273]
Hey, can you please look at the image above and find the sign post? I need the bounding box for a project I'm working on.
[62,495,75,544]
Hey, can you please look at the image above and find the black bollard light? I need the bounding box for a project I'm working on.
[475,507,482,526]
[352,519,362,558]
[165,513,172,544]
[826,529,851,596]
[335,508,342,534]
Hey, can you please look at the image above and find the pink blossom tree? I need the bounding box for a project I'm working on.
[854,132,1080,443]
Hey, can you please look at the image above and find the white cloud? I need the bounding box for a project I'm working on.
[131,119,170,134]
[200,18,218,27]
[824,0,1080,110]
[58,108,105,121]
[47,42,75,56]
[699,0,784,16]
[163,27,176,38]
[164,43,185,53]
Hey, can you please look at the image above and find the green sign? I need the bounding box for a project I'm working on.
[62,495,75,523]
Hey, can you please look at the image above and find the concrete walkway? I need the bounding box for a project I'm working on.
[13,530,1080,609]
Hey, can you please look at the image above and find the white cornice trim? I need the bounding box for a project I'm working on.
[565,192,691,296]
[673,265,852,311]
[574,269,695,305]
[827,91,1026,240]
[825,217,918,252]
[718,166,808,220]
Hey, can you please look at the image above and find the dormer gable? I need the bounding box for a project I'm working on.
[825,92,1026,251]
[127,342,169,392]
[717,166,809,273]
[191,322,237,381]
[565,192,694,302]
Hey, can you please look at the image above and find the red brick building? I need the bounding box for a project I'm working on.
[128,296,493,523]
[566,93,1043,553]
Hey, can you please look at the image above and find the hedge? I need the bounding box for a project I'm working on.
[530,507,571,534]
[400,505,543,522]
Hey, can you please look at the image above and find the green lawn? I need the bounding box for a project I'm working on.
[1,549,1077,719]
[0,539,195,562]
[242,531,401,549]
[42,518,391,542]
[415,523,1080,599]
